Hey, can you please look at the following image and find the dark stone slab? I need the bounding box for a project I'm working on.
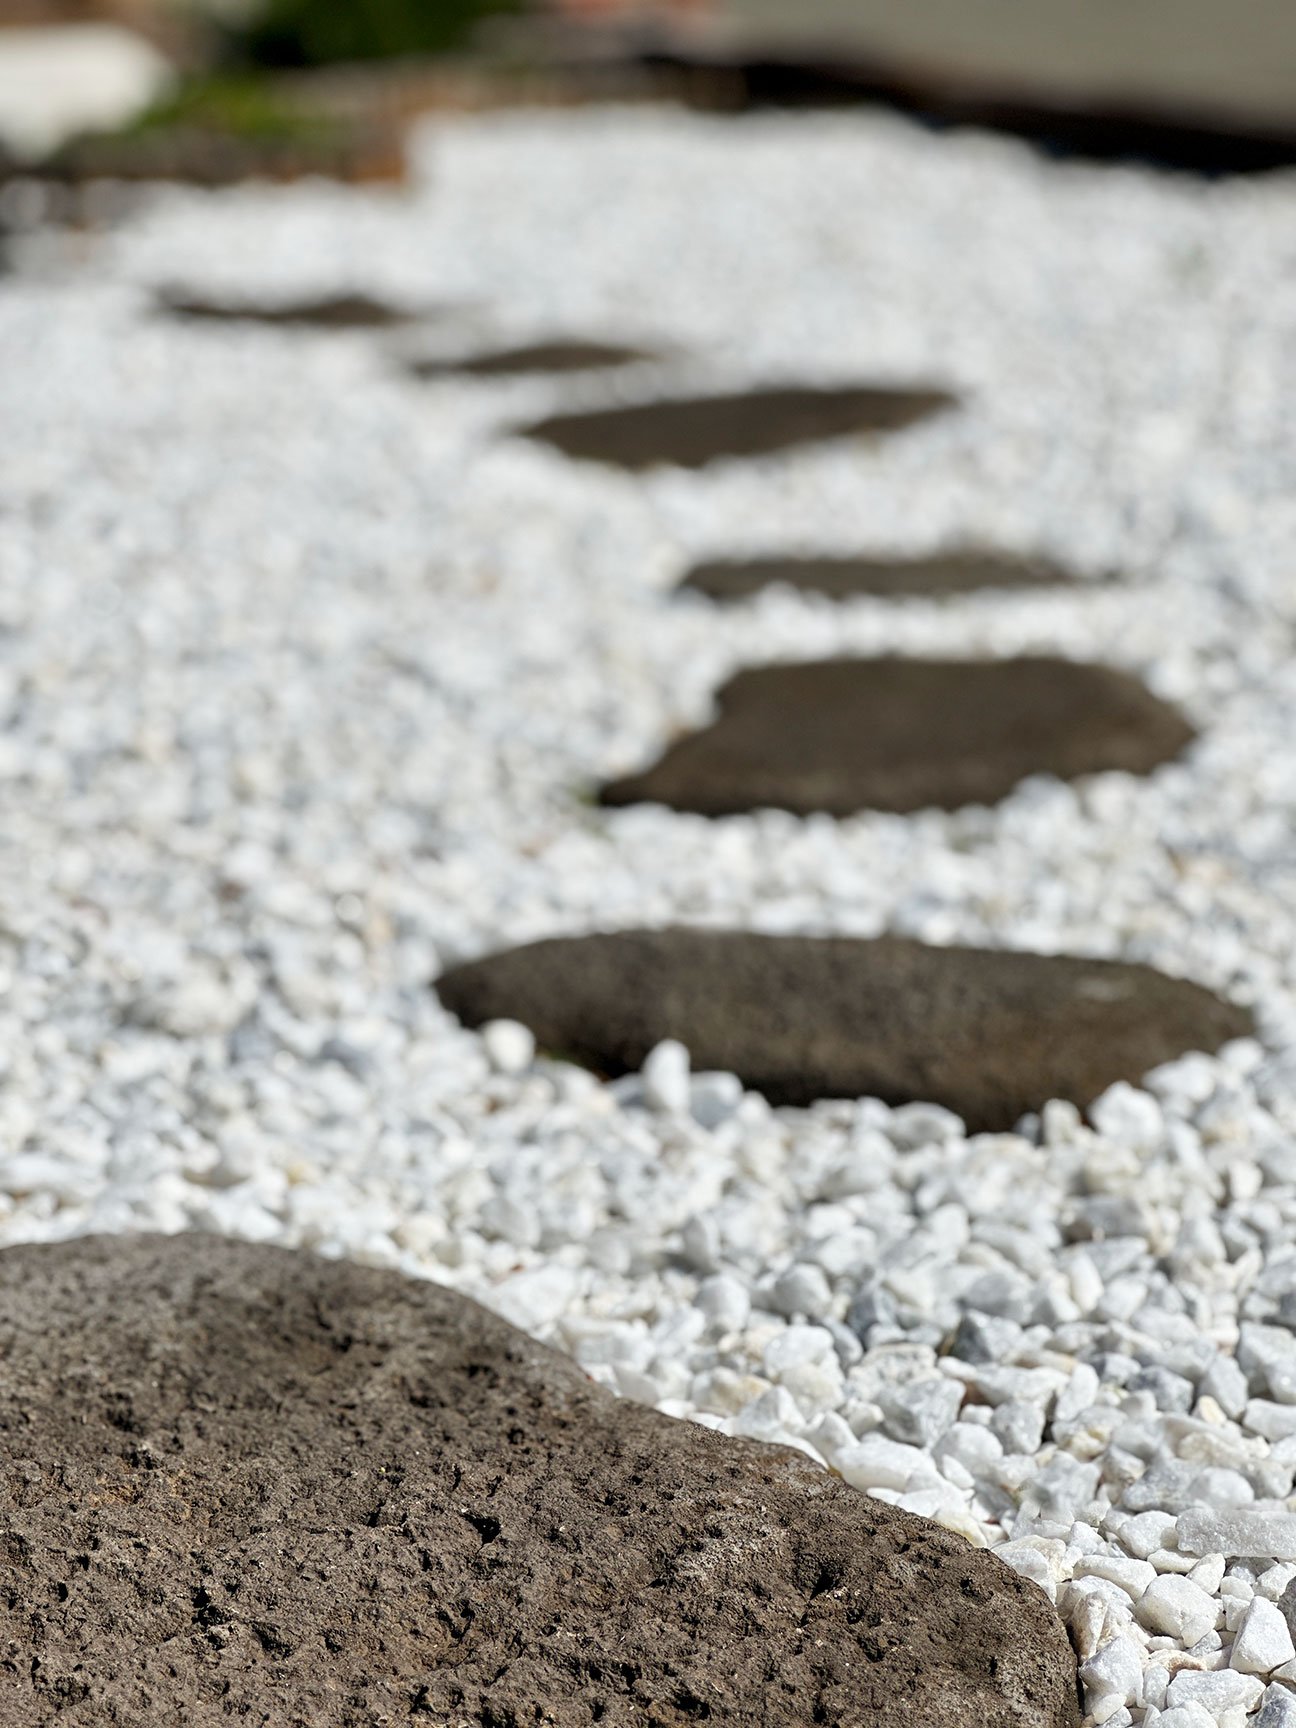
[437,928,1252,1131]
[412,339,656,377]
[600,656,1193,817]
[640,43,1296,174]
[682,550,1081,602]
[622,3,1296,174]
[159,290,414,328]
[517,383,955,469]
[40,119,407,188]
[0,1234,1081,1728]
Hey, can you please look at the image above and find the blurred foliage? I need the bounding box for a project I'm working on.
[233,0,522,68]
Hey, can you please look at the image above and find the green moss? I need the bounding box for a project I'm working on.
[126,76,338,144]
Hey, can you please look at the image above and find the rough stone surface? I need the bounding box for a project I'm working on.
[681,549,1084,602]
[412,338,656,377]
[158,290,415,328]
[436,928,1251,1131]
[600,656,1195,817]
[0,1234,1080,1728]
[517,383,955,468]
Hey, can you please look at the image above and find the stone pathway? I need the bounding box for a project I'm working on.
[682,549,1083,602]
[436,929,1251,1131]
[519,381,956,468]
[0,1233,1082,1728]
[6,104,1296,1728]
[600,657,1194,817]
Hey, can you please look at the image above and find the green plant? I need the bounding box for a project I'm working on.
[127,76,337,142]
[235,0,521,68]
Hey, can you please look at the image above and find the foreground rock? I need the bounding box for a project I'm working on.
[412,338,655,377]
[0,1234,1080,1728]
[438,928,1251,1129]
[518,382,954,468]
[601,656,1193,816]
[681,549,1082,602]
[159,290,414,328]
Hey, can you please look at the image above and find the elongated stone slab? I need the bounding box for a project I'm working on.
[682,549,1081,602]
[518,382,955,468]
[159,290,414,328]
[412,338,655,377]
[0,1234,1080,1728]
[437,928,1251,1130]
[600,656,1194,817]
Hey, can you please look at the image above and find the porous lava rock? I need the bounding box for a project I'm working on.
[517,383,954,468]
[412,339,655,377]
[681,549,1081,602]
[437,928,1252,1131]
[600,656,1194,816]
[0,1234,1080,1727]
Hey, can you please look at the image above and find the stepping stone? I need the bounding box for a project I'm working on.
[517,382,955,469]
[600,656,1194,817]
[159,290,414,329]
[411,338,656,378]
[0,1234,1081,1728]
[437,929,1251,1131]
[682,549,1081,602]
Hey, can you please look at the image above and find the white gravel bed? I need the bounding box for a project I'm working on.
[5,106,1296,1725]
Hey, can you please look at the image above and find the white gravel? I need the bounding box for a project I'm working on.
[4,105,1296,1726]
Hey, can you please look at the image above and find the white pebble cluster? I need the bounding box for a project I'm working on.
[4,105,1296,1727]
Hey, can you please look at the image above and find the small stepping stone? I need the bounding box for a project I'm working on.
[600,656,1193,817]
[517,382,955,469]
[411,338,656,378]
[159,290,414,329]
[682,548,1082,602]
[437,928,1251,1131]
[0,1234,1080,1728]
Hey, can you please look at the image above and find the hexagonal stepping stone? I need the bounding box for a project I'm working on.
[517,382,955,469]
[682,548,1082,602]
[437,929,1251,1131]
[0,1234,1080,1728]
[600,656,1193,817]
[158,290,415,329]
[411,338,656,378]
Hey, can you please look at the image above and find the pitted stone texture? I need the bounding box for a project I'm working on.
[600,656,1194,817]
[159,290,415,328]
[0,1235,1079,1728]
[413,339,656,377]
[437,928,1251,1131]
[518,383,955,468]
[681,549,1083,602]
